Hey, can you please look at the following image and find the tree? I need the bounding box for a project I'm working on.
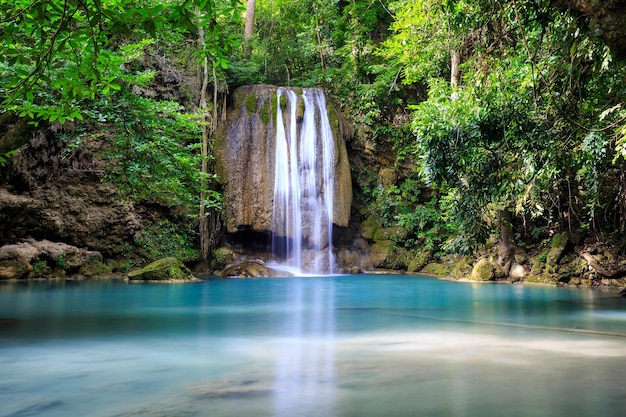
[244,0,256,40]
[382,0,626,255]
[1,0,243,266]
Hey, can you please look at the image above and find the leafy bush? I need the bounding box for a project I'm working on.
[134,219,199,263]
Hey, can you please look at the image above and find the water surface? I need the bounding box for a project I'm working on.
[1,275,625,417]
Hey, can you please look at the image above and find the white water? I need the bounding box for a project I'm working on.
[272,88,336,274]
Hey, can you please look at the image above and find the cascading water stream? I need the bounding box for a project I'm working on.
[272,88,336,274]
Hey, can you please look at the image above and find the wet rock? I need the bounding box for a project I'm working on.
[214,85,352,237]
[219,260,291,278]
[128,257,197,282]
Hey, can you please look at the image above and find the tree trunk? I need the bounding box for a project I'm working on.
[243,0,256,58]
[244,0,256,40]
[316,19,326,72]
[450,50,460,101]
[551,0,626,59]
[497,208,515,275]
[197,12,211,271]
[197,10,222,272]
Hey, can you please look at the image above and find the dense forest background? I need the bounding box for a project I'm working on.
[2,0,626,283]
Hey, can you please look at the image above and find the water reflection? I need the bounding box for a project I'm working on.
[273,279,336,416]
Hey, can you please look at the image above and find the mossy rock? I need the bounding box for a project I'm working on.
[408,250,432,273]
[370,240,394,267]
[219,260,290,278]
[0,260,32,280]
[127,257,197,282]
[525,274,557,285]
[469,258,495,281]
[421,262,452,277]
[378,226,409,242]
[79,257,113,277]
[212,246,237,270]
[451,257,474,279]
[361,216,382,241]
[547,232,569,266]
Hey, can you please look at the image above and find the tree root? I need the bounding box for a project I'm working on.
[575,247,626,278]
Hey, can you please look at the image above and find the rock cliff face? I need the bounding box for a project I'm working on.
[215,85,353,237]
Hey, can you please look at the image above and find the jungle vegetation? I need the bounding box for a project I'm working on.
[2,0,626,263]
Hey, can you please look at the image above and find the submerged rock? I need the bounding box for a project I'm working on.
[127,257,197,282]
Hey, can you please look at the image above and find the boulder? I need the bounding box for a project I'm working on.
[469,258,496,281]
[509,262,526,280]
[218,260,291,278]
[0,238,105,278]
[128,257,197,282]
[547,232,569,266]
[0,260,32,280]
[370,240,394,268]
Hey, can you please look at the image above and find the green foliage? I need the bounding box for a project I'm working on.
[70,91,222,212]
[0,150,17,166]
[134,219,200,263]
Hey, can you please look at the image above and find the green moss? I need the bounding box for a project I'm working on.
[245,92,257,114]
[407,249,432,273]
[79,258,112,277]
[361,216,382,240]
[261,102,270,124]
[127,257,196,281]
[212,246,235,270]
[451,256,473,279]
[469,258,495,281]
[279,95,288,109]
[421,262,452,276]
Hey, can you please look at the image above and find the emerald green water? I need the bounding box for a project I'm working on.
[1,275,625,416]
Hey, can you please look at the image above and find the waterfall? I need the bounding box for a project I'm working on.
[272,88,336,274]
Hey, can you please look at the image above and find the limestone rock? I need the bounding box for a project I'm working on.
[214,85,352,236]
[509,262,526,280]
[470,258,496,281]
[370,240,394,268]
[0,260,32,280]
[0,238,105,278]
[547,232,570,266]
[218,260,291,278]
[128,257,197,282]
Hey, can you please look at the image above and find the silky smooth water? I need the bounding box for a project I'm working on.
[1,275,625,417]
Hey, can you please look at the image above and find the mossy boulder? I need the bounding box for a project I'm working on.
[469,258,496,281]
[127,257,197,282]
[361,216,382,241]
[212,246,238,270]
[547,232,570,266]
[451,257,474,279]
[408,249,432,273]
[370,240,394,267]
[421,262,452,276]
